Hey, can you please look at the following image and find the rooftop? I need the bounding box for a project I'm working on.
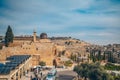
[0,55,31,75]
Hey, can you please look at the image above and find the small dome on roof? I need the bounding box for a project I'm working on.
[40,33,47,39]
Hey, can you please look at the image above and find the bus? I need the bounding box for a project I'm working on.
[46,68,57,80]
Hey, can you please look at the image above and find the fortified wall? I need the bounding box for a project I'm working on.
[0,32,90,67]
[0,32,58,66]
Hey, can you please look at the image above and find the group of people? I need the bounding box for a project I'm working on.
[30,68,43,80]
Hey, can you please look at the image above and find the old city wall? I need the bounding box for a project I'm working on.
[0,40,56,66]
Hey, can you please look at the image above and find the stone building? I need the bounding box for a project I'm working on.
[0,31,90,68]
[0,55,32,80]
[0,31,57,66]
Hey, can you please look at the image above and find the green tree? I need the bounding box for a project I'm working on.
[39,61,46,66]
[5,25,14,47]
[104,63,120,71]
[108,51,115,63]
[97,50,102,61]
[90,50,97,63]
[103,52,106,60]
[114,75,120,80]
[70,54,77,62]
[89,69,113,80]
[74,62,113,80]
[64,60,73,67]
[74,63,90,80]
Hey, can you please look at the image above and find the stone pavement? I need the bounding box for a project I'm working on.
[56,70,78,80]
[21,67,77,80]
[21,70,49,80]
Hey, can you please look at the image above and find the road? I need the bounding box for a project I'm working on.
[56,70,77,80]
[21,69,77,80]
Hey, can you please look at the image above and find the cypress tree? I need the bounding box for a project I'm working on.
[98,50,101,61]
[103,52,106,60]
[5,25,14,47]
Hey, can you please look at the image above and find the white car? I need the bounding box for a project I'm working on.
[46,73,56,80]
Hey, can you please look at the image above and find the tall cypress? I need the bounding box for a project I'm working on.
[98,50,101,61]
[103,52,106,60]
[5,25,14,47]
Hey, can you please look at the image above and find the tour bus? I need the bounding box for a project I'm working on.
[46,68,57,80]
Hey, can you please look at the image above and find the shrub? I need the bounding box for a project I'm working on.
[39,61,46,66]
[64,60,73,67]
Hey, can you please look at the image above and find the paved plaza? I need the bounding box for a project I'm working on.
[21,68,77,80]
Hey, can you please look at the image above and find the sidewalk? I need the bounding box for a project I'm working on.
[20,68,73,80]
[21,70,49,80]
[20,72,35,80]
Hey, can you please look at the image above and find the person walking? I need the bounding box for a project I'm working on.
[40,72,42,77]
[30,75,32,80]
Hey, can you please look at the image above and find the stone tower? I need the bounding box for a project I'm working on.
[33,30,36,42]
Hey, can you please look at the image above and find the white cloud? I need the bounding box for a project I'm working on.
[0,0,120,45]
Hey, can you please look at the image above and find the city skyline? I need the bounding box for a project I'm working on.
[0,0,120,45]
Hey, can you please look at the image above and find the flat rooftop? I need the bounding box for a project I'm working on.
[0,55,31,75]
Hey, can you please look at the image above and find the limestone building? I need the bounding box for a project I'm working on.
[0,31,57,66]
[0,31,90,68]
[0,55,32,80]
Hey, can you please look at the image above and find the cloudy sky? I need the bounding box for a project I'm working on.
[0,0,120,45]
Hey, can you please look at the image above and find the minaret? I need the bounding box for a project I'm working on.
[33,30,36,42]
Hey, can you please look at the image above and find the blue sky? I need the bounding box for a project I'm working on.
[0,0,120,45]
